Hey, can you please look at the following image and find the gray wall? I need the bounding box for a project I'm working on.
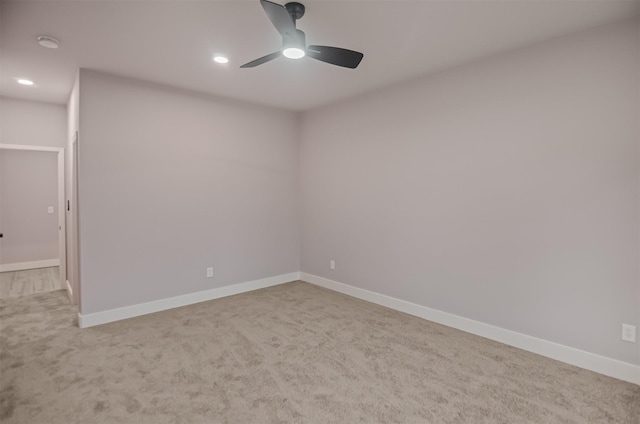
[0,150,59,264]
[0,97,67,148]
[0,98,67,266]
[299,20,639,365]
[77,70,300,314]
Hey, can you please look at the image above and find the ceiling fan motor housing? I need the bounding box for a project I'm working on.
[285,2,305,20]
[283,29,306,50]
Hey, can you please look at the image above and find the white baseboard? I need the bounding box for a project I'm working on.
[301,272,640,386]
[78,272,300,329]
[0,259,60,273]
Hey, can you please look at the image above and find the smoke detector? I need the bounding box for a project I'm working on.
[37,36,59,49]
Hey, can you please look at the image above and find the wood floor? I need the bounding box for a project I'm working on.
[0,267,63,299]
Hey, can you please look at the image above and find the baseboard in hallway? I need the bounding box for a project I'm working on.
[0,259,60,273]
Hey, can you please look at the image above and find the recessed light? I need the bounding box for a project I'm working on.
[17,79,34,86]
[37,35,59,49]
[213,55,229,64]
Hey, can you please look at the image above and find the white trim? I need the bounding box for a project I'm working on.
[65,280,73,302]
[69,133,80,305]
[0,143,62,153]
[78,272,300,328]
[301,272,640,386]
[57,147,66,291]
[0,259,60,272]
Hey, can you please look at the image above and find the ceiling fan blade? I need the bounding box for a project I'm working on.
[306,45,364,69]
[260,0,297,39]
[240,51,282,68]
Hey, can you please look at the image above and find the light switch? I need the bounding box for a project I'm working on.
[47,206,54,214]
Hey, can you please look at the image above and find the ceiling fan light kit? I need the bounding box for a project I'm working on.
[282,29,306,59]
[241,0,363,69]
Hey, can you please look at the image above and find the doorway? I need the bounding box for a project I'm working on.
[0,144,67,300]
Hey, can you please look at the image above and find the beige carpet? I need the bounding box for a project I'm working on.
[1,281,638,423]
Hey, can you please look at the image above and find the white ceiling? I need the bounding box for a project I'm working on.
[1,0,638,111]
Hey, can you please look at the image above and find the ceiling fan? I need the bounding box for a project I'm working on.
[241,0,364,69]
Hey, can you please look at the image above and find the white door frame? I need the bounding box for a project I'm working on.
[70,133,80,306]
[0,144,67,298]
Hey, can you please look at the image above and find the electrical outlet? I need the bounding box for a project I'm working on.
[330,260,335,270]
[622,323,636,343]
[206,267,213,278]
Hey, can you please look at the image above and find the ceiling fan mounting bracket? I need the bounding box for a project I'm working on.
[285,2,305,20]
